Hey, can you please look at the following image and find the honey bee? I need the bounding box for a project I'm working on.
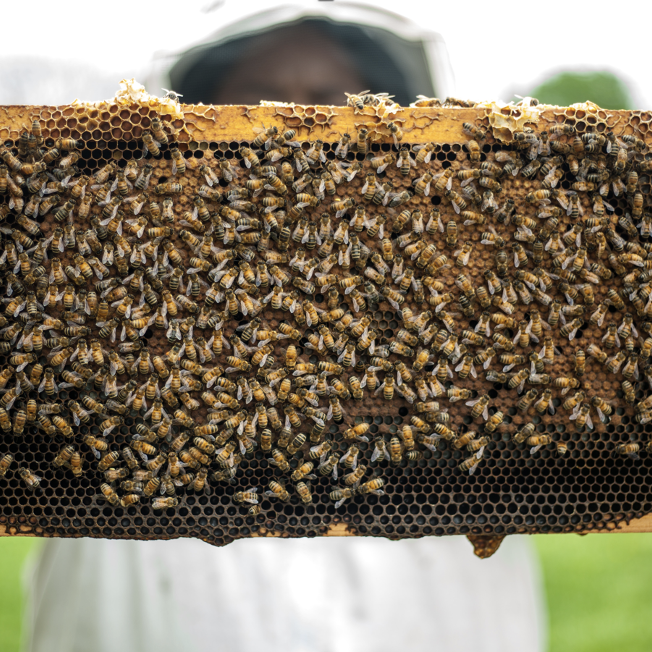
[265,480,290,502]
[559,390,584,415]
[532,388,554,415]
[233,487,260,506]
[615,443,640,460]
[570,403,593,430]
[413,142,435,165]
[619,380,636,405]
[335,133,351,158]
[484,411,504,433]
[590,396,613,423]
[100,483,120,507]
[294,481,312,504]
[330,487,356,508]
[150,497,177,511]
[142,131,161,157]
[0,453,14,477]
[356,477,385,496]
[355,128,369,155]
[553,376,581,396]
[459,454,482,474]
[19,467,41,491]
[527,434,552,455]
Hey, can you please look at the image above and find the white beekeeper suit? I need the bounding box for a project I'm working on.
[25,535,544,652]
[24,4,546,651]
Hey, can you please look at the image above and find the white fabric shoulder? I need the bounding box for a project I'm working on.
[24,535,545,652]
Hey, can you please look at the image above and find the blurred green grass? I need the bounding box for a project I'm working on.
[0,537,40,652]
[1,535,652,651]
[516,70,635,110]
[534,533,652,652]
[528,71,634,110]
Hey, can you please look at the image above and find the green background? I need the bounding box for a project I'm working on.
[521,70,634,110]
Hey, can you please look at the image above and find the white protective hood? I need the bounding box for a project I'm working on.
[146,2,455,105]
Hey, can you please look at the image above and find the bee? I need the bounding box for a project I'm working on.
[527,434,552,455]
[100,483,120,507]
[459,455,482,474]
[119,494,141,507]
[503,367,529,394]
[355,128,369,154]
[188,468,208,493]
[570,403,593,430]
[532,388,555,415]
[330,487,356,508]
[250,124,278,150]
[142,131,161,157]
[621,380,636,405]
[615,443,640,460]
[589,302,609,328]
[233,487,260,506]
[552,375,581,396]
[465,139,481,162]
[265,480,290,502]
[451,429,476,451]
[407,141,434,167]
[154,182,182,195]
[294,481,313,504]
[560,318,584,341]
[19,467,41,490]
[462,122,486,140]
[484,411,504,433]
[0,453,14,477]
[602,322,621,349]
[508,422,535,446]
[394,146,414,176]
[559,390,585,416]
[53,444,77,469]
[619,313,638,339]
[239,146,261,170]
[150,497,178,511]
[591,396,613,423]
[335,132,351,158]
[357,477,385,496]
[607,288,626,312]
[511,386,538,413]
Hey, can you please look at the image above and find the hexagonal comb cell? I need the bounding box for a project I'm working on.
[0,94,650,554]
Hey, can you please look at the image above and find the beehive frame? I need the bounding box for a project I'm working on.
[1,91,652,558]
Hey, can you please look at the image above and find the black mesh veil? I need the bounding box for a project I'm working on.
[168,17,437,106]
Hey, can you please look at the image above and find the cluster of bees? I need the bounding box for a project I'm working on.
[0,93,650,522]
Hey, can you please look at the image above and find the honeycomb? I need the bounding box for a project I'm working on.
[1,86,652,558]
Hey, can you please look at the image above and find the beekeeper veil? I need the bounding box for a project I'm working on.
[147,2,454,106]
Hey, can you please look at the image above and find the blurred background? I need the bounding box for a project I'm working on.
[0,0,651,650]
[5,534,652,651]
[0,0,644,108]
